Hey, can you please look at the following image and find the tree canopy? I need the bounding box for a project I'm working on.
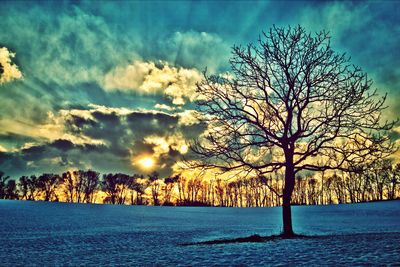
[190,25,396,236]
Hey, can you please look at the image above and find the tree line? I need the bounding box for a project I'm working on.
[0,159,399,207]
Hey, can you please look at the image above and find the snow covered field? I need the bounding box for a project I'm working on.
[1,200,399,266]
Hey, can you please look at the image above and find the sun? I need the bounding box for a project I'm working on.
[138,157,155,169]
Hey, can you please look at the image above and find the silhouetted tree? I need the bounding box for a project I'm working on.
[61,170,100,203]
[129,175,148,205]
[102,173,118,204]
[18,176,29,200]
[116,173,133,204]
[148,171,161,206]
[26,175,40,201]
[62,171,76,202]
[102,173,134,204]
[0,172,10,199]
[37,173,61,201]
[79,170,100,203]
[388,163,400,200]
[2,161,399,206]
[5,180,19,200]
[190,25,395,236]
[163,175,179,205]
[214,178,225,206]
[177,175,187,203]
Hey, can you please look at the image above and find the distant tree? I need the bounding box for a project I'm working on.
[102,173,118,204]
[18,176,29,200]
[380,159,394,200]
[78,170,100,203]
[61,170,100,203]
[148,171,161,206]
[37,173,61,201]
[190,25,395,237]
[293,175,306,205]
[70,170,85,203]
[62,171,76,202]
[129,175,148,205]
[163,175,179,205]
[102,173,133,204]
[116,173,133,204]
[26,175,41,201]
[176,175,187,203]
[307,177,319,205]
[187,177,202,203]
[214,178,225,207]
[388,163,400,200]
[323,176,334,204]
[0,171,10,199]
[127,174,141,205]
[366,160,391,201]
[5,180,19,200]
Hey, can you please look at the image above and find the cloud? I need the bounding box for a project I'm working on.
[0,5,140,87]
[0,144,7,152]
[103,60,203,105]
[144,134,189,157]
[154,103,176,111]
[0,4,233,139]
[103,61,154,92]
[0,110,105,150]
[159,31,231,73]
[0,103,207,177]
[0,5,142,138]
[177,110,200,126]
[0,47,22,84]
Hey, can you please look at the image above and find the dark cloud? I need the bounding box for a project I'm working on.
[0,133,38,150]
[126,112,180,137]
[50,139,75,151]
[0,105,206,177]
[0,138,108,177]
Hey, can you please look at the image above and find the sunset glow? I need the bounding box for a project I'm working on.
[138,157,155,169]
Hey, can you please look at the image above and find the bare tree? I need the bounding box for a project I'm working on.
[148,171,162,206]
[62,171,76,202]
[81,170,100,203]
[61,170,100,203]
[0,172,19,200]
[18,176,29,200]
[388,163,400,200]
[0,172,10,199]
[37,173,61,201]
[129,174,147,205]
[102,173,133,204]
[5,179,19,200]
[27,175,41,201]
[190,25,395,237]
[163,175,179,205]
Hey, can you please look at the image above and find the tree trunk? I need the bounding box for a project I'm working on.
[282,147,295,237]
[391,178,396,200]
[282,193,293,236]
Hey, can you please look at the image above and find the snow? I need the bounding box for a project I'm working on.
[0,200,399,265]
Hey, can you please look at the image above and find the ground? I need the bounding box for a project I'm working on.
[1,200,399,266]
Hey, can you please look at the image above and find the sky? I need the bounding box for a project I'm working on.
[0,0,399,178]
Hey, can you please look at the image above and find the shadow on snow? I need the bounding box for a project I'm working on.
[180,232,400,246]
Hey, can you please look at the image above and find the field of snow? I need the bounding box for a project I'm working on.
[1,200,399,266]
